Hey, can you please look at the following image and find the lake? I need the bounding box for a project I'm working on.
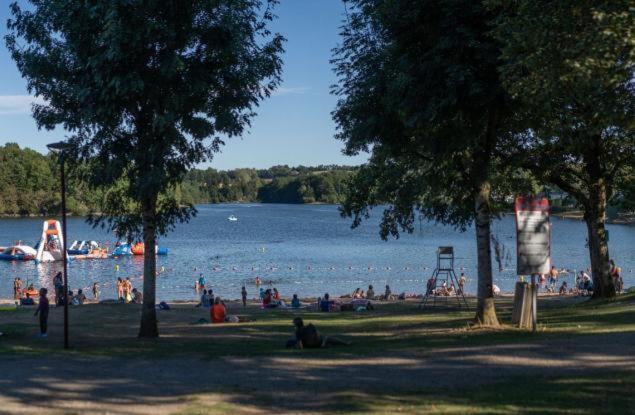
[1,204,633,301]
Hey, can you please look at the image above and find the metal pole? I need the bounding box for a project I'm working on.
[60,153,69,349]
[531,274,537,333]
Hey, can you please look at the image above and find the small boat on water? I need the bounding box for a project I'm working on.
[0,245,37,261]
[228,215,238,222]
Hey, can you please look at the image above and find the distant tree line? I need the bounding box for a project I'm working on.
[0,143,102,216]
[183,165,355,204]
[0,143,356,215]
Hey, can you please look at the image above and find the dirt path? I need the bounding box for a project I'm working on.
[0,331,633,414]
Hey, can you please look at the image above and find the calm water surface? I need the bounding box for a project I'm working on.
[1,204,633,301]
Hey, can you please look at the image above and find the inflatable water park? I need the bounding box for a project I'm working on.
[111,242,168,257]
[35,219,65,263]
[0,219,167,262]
[0,245,37,261]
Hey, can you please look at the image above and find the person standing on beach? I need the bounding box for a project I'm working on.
[34,288,49,338]
[459,273,466,295]
[92,282,100,300]
[241,286,247,307]
[53,272,63,306]
[13,277,22,300]
[123,278,133,302]
[116,277,124,302]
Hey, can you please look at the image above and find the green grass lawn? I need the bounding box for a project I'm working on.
[0,293,633,358]
[178,371,635,414]
[0,294,633,414]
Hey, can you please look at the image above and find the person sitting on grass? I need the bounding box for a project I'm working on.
[319,293,335,312]
[132,288,143,304]
[447,283,456,296]
[437,281,448,296]
[366,285,375,299]
[287,317,351,349]
[291,294,301,308]
[384,285,392,300]
[69,290,79,306]
[263,289,272,307]
[559,281,568,296]
[196,289,210,308]
[75,289,87,305]
[211,297,226,323]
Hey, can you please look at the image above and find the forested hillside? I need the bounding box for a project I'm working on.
[0,143,356,215]
[183,165,354,204]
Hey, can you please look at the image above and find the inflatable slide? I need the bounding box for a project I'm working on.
[35,220,65,263]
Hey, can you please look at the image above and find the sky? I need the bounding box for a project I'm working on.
[0,0,368,170]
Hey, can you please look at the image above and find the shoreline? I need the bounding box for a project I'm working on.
[0,291,589,306]
[2,207,634,225]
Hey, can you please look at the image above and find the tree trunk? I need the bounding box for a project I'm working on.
[474,181,499,326]
[138,198,159,338]
[585,178,614,299]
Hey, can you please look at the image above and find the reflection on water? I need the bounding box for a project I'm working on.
[1,204,633,300]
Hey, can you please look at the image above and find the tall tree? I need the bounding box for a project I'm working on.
[492,0,635,298]
[7,0,284,336]
[333,0,524,325]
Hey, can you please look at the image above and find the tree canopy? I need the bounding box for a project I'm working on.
[492,0,635,297]
[7,0,284,337]
[332,0,531,324]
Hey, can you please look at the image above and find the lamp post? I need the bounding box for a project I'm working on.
[46,140,73,350]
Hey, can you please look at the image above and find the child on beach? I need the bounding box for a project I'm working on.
[34,288,49,338]
[92,282,100,300]
[291,294,301,308]
[13,277,22,300]
[116,277,124,302]
[241,286,247,307]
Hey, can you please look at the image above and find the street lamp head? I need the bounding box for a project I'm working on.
[46,140,73,154]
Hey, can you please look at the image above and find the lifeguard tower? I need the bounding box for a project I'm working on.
[420,246,469,309]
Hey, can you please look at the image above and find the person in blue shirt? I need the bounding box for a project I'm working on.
[198,274,206,289]
[291,294,301,308]
[319,293,334,312]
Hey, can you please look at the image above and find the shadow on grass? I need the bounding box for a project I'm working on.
[0,298,633,413]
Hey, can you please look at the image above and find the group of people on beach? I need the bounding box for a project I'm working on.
[426,273,468,297]
[116,277,142,304]
[520,260,625,297]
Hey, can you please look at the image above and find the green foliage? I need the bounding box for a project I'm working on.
[331,0,528,239]
[492,0,635,298]
[0,144,354,215]
[183,165,355,204]
[0,143,57,215]
[6,0,285,238]
[492,0,635,206]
